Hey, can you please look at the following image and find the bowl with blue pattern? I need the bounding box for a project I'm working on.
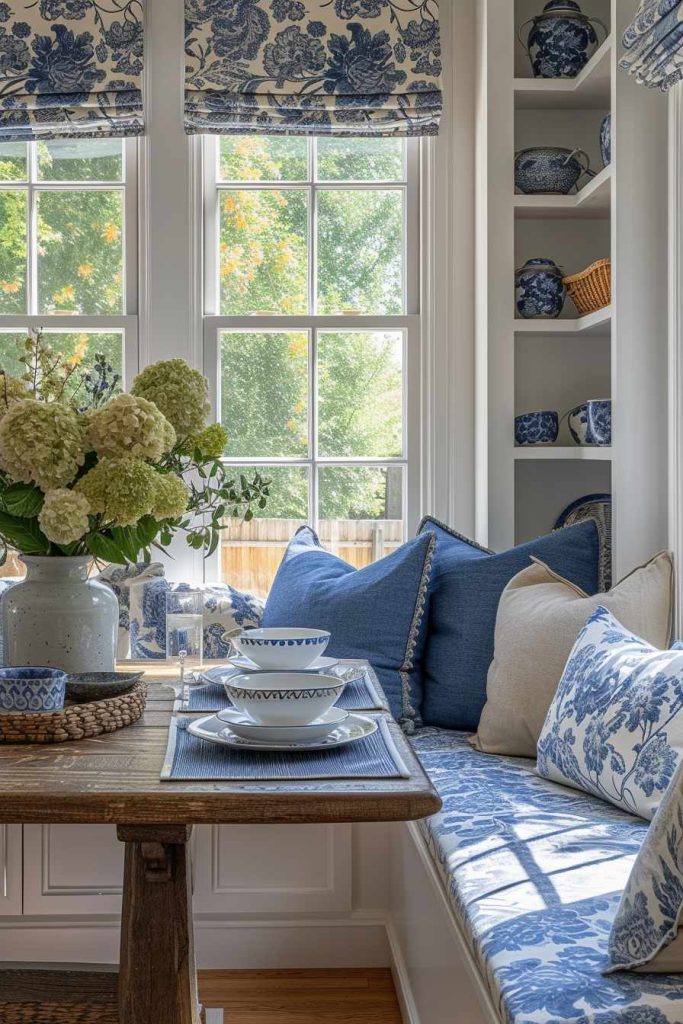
[515,410,559,446]
[568,399,611,446]
[514,147,591,195]
[232,628,331,670]
[0,667,67,713]
[224,671,346,726]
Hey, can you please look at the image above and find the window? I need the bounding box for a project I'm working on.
[203,136,420,597]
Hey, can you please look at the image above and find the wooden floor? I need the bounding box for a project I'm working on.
[0,968,403,1024]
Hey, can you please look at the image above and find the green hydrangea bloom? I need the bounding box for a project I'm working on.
[183,423,228,459]
[0,400,85,491]
[0,375,33,418]
[76,457,157,527]
[152,472,189,520]
[131,359,210,438]
[87,394,176,461]
[38,489,91,546]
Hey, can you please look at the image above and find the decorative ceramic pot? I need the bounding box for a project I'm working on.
[567,399,612,445]
[518,1,607,79]
[0,666,66,712]
[567,402,590,444]
[515,258,566,318]
[515,410,559,446]
[515,146,592,194]
[2,556,118,673]
[600,113,611,166]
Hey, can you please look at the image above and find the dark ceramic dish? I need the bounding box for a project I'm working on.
[65,671,144,703]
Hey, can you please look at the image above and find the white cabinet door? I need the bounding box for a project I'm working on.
[192,824,352,915]
[23,824,123,915]
[0,826,22,915]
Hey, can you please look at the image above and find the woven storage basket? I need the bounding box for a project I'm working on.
[562,257,611,315]
[0,680,146,744]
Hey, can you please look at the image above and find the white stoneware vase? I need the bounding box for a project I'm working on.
[2,556,118,672]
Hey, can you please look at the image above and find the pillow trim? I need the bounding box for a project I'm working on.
[399,531,436,735]
[417,515,493,555]
[528,556,590,598]
[604,897,683,975]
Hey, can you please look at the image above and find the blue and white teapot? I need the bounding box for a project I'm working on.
[518,0,607,79]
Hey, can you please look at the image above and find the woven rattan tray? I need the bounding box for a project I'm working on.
[0,680,147,744]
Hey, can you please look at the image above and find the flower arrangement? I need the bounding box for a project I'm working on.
[0,332,269,565]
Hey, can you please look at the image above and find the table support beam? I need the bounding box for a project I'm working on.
[117,824,199,1024]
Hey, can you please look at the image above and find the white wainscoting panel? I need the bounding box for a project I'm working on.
[23,825,123,916]
[192,824,352,915]
[0,826,22,916]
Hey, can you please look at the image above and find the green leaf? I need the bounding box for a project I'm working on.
[86,533,128,565]
[0,512,50,555]
[135,515,160,550]
[0,483,44,519]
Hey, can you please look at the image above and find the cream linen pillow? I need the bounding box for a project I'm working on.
[470,551,674,757]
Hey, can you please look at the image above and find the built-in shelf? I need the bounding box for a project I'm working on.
[514,164,612,219]
[514,36,612,110]
[514,446,613,461]
[514,305,611,337]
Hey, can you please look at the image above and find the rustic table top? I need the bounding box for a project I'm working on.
[0,663,441,826]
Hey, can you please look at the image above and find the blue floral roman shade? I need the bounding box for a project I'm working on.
[0,0,144,142]
[621,0,683,90]
[184,0,442,137]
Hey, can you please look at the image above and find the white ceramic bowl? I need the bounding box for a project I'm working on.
[232,628,331,670]
[224,672,345,726]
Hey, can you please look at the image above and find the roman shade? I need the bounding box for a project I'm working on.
[621,0,683,90]
[184,0,442,137]
[0,0,144,141]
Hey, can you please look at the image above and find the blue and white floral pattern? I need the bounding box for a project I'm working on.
[97,561,165,660]
[515,410,559,446]
[537,606,683,821]
[0,0,143,140]
[522,1,603,79]
[621,0,683,92]
[184,0,442,137]
[130,578,264,660]
[515,258,566,319]
[607,755,683,973]
[411,727,683,1023]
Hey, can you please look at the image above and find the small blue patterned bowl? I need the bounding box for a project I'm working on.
[0,667,67,713]
[232,628,331,670]
[515,410,559,446]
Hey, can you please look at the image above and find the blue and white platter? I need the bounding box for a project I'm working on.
[188,712,377,752]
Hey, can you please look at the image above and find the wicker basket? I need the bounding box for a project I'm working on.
[562,257,611,316]
[0,680,146,744]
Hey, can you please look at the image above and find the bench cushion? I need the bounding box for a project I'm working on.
[411,728,683,1023]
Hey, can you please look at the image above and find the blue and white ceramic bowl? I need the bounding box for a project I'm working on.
[600,113,611,166]
[567,402,590,444]
[515,410,559,446]
[232,628,331,671]
[515,258,566,319]
[224,672,346,726]
[567,399,612,445]
[0,667,67,713]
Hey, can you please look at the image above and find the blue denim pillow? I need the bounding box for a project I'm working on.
[418,517,600,731]
[262,526,435,729]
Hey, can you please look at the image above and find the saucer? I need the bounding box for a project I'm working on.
[188,713,377,752]
[228,654,340,674]
[216,706,348,743]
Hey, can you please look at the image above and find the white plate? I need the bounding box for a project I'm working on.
[216,706,348,743]
[199,656,339,686]
[187,712,377,752]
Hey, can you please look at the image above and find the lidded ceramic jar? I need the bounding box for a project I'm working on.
[518,0,607,79]
[515,258,567,319]
[514,146,592,194]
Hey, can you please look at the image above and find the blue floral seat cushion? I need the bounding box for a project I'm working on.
[411,728,683,1023]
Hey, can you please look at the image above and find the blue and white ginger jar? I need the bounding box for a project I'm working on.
[519,0,606,79]
[515,258,566,319]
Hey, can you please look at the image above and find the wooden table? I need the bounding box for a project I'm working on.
[0,667,441,1024]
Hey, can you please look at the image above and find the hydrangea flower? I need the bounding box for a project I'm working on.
[87,393,176,461]
[0,400,85,491]
[184,422,228,459]
[152,472,189,520]
[76,457,157,527]
[0,374,33,417]
[38,488,91,546]
[131,358,210,438]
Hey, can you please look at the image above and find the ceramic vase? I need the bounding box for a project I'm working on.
[2,556,118,672]
[515,258,566,318]
[519,0,606,79]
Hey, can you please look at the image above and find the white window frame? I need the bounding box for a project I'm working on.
[201,135,422,580]
[0,139,140,386]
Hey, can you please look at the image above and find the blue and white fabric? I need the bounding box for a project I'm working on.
[262,525,434,730]
[607,755,683,973]
[0,0,144,141]
[621,0,683,91]
[412,727,683,1023]
[537,606,683,821]
[130,578,264,661]
[184,0,442,137]
[97,561,164,660]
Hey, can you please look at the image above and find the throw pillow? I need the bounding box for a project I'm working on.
[262,526,435,729]
[472,552,673,757]
[606,755,683,973]
[537,605,683,820]
[130,579,264,660]
[97,562,165,659]
[418,516,601,731]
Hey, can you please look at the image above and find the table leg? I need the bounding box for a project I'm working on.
[117,824,199,1024]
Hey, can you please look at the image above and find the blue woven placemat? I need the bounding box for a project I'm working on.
[176,662,388,714]
[161,714,409,781]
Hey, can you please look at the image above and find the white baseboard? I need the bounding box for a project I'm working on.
[386,917,420,1024]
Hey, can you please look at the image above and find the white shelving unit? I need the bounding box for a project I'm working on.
[476,0,669,579]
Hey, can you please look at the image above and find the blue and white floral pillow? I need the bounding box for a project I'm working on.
[130,579,264,660]
[96,562,165,659]
[607,754,683,973]
[537,606,683,820]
